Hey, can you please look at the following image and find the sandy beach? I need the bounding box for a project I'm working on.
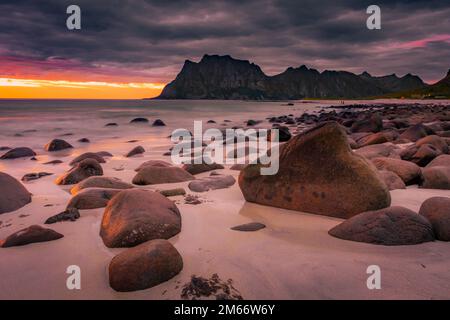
[1,99,450,300]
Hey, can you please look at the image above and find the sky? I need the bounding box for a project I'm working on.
[0,0,449,99]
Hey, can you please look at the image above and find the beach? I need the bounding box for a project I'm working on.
[1,99,450,300]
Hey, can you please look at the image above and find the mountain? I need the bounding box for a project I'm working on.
[384,69,450,99]
[156,54,426,100]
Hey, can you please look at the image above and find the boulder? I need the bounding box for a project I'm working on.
[45,208,80,224]
[159,188,186,197]
[378,170,406,190]
[329,206,435,245]
[371,157,422,185]
[188,174,236,192]
[426,154,450,168]
[125,146,145,157]
[135,160,173,171]
[55,158,103,185]
[96,151,113,158]
[78,138,90,143]
[182,163,224,175]
[1,225,63,248]
[44,139,73,151]
[351,113,382,133]
[0,172,32,214]
[70,176,133,195]
[109,239,183,292]
[416,135,449,154]
[132,166,194,185]
[357,132,390,147]
[401,143,442,167]
[100,189,182,247]
[354,143,400,160]
[420,166,450,189]
[69,152,105,166]
[399,123,434,142]
[239,122,391,219]
[419,197,450,241]
[67,188,122,210]
[0,147,36,160]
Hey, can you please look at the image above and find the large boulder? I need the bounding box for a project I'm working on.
[67,188,122,210]
[0,147,36,160]
[416,135,449,154]
[109,239,183,292]
[419,197,450,241]
[377,170,406,190]
[100,189,182,248]
[70,176,133,195]
[45,139,73,151]
[351,113,382,133]
[371,157,422,185]
[420,166,450,189]
[132,166,194,185]
[55,159,103,185]
[1,225,63,248]
[401,142,443,167]
[188,174,236,192]
[426,154,450,168]
[329,206,435,245]
[0,172,32,214]
[239,122,391,219]
[69,152,105,166]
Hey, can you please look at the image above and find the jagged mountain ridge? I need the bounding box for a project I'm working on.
[157,54,426,100]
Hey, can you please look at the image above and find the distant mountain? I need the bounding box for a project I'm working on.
[384,69,450,99]
[156,54,427,100]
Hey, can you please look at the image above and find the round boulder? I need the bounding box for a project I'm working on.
[100,189,182,248]
[0,172,32,214]
[132,166,194,185]
[1,225,63,248]
[0,147,36,160]
[371,157,422,185]
[55,158,103,185]
[419,197,450,241]
[420,166,450,189]
[109,239,183,292]
[69,152,105,166]
[329,206,435,245]
[70,176,133,195]
[45,139,73,152]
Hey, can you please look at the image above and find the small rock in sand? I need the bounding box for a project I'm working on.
[159,188,186,197]
[188,174,236,192]
[44,139,73,152]
[231,222,266,232]
[1,225,63,248]
[125,146,145,157]
[43,160,63,165]
[184,194,202,205]
[21,172,53,182]
[45,208,80,224]
[135,160,173,171]
[78,138,90,143]
[69,152,105,166]
[377,170,406,190]
[132,166,194,185]
[152,119,166,126]
[0,147,36,160]
[130,117,149,123]
[96,151,113,158]
[109,239,183,292]
[55,158,103,185]
[105,123,118,127]
[371,157,422,185]
[181,274,243,300]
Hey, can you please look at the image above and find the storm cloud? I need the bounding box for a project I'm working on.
[0,0,449,83]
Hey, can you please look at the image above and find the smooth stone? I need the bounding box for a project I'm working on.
[70,176,133,195]
[132,166,194,185]
[130,117,149,123]
[55,159,103,185]
[420,166,450,189]
[67,188,122,210]
[21,172,53,182]
[135,160,173,172]
[378,170,406,190]
[419,197,450,241]
[353,143,400,160]
[1,225,63,248]
[109,239,183,292]
[125,146,145,157]
[231,222,266,232]
[0,172,32,214]
[69,152,105,166]
[45,208,80,224]
[0,147,36,160]
[329,206,435,246]
[152,119,166,126]
[44,139,73,151]
[182,163,224,175]
[159,188,186,197]
[371,157,422,185]
[188,175,236,192]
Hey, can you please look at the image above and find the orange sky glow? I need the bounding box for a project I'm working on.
[0,78,165,99]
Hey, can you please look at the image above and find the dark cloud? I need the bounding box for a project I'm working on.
[0,0,449,83]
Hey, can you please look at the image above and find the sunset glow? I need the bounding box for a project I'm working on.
[0,78,165,99]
